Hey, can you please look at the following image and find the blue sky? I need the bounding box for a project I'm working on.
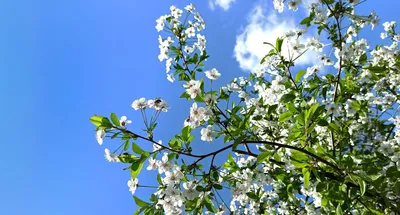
[1,0,400,214]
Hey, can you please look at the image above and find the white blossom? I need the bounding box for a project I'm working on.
[167,73,175,83]
[119,116,132,126]
[184,80,201,99]
[131,98,147,110]
[185,26,196,38]
[182,181,199,200]
[147,158,158,170]
[184,4,195,13]
[205,68,221,80]
[104,148,120,162]
[157,152,172,174]
[201,125,216,142]
[153,140,163,152]
[287,0,301,12]
[273,0,284,13]
[163,169,184,185]
[127,178,139,195]
[96,129,105,145]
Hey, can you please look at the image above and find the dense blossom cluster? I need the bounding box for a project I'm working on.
[91,1,400,214]
[156,4,207,84]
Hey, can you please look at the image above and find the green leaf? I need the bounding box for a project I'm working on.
[200,51,209,61]
[317,119,329,126]
[359,53,367,65]
[351,101,361,111]
[279,112,293,122]
[190,53,199,64]
[306,103,319,122]
[395,181,400,195]
[182,126,191,142]
[119,154,138,163]
[204,197,217,213]
[263,41,275,48]
[213,184,223,190]
[363,65,386,73]
[286,103,297,113]
[132,142,145,155]
[90,115,112,128]
[134,206,148,215]
[291,150,308,161]
[280,94,296,103]
[300,17,313,27]
[185,198,198,212]
[246,192,258,200]
[111,132,120,139]
[133,196,150,208]
[328,123,340,133]
[123,140,130,151]
[180,91,191,100]
[157,174,163,185]
[304,170,310,189]
[276,37,284,53]
[90,115,104,127]
[287,184,294,199]
[358,178,366,196]
[168,138,182,149]
[257,151,271,163]
[295,70,306,82]
[110,113,120,126]
[322,0,335,4]
[130,158,145,179]
[194,93,204,102]
[336,204,343,215]
[219,89,229,100]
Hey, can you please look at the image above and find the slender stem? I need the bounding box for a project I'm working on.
[328,2,344,158]
[138,185,158,189]
[213,188,231,213]
[287,66,299,90]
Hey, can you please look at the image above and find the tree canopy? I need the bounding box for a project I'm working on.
[90,1,400,214]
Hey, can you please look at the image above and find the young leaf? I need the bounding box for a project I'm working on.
[276,37,284,53]
[281,94,296,103]
[351,101,361,111]
[204,197,217,213]
[133,196,150,207]
[130,158,145,179]
[304,170,310,189]
[257,151,270,163]
[110,113,120,126]
[182,126,191,142]
[90,115,104,127]
[295,70,306,82]
[132,142,145,155]
[358,177,366,196]
[279,112,293,122]
[336,204,343,215]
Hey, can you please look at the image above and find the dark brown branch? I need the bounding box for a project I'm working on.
[242,140,342,172]
[118,128,341,173]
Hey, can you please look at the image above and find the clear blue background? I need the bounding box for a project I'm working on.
[1,0,399,214]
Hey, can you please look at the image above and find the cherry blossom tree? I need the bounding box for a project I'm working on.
[90,1,400,214]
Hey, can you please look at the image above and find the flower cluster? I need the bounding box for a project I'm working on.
[146,152,206,215]
[156,4,207,83]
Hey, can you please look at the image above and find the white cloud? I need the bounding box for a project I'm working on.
[209,0,236,11]
[234,3,318,72]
